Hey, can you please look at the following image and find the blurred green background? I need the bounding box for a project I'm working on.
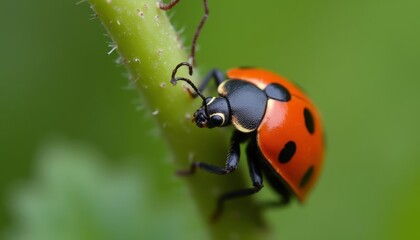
[1,0,419,239]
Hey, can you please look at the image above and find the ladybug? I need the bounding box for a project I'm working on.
[160,0,325,219]
[170,62,325,219]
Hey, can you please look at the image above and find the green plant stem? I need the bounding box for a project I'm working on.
[87,0,269,238]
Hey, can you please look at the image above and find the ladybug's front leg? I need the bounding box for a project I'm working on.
[177,130,247,175]
[188,69,225,98]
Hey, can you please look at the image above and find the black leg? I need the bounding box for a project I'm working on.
[259,159,292,208]
[211,139,264,220]
[261,180,291,208]
[188,69,225,98]
[177,130,248,175]
[258,186,291,209]
[260,197,291,209]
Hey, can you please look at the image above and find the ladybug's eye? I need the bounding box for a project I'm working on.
[210,113,225,126]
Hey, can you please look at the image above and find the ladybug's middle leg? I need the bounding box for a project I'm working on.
[211,138,264,220]
[177,130,247,175]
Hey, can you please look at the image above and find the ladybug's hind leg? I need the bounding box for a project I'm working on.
[211,138,264,220]
[260,161,292,208]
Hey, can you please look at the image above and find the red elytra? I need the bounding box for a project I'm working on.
[227,68,325,201]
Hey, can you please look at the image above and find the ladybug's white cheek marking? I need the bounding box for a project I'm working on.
[217,81,228,95]
[232,116,254,133]
[206,97,216,106]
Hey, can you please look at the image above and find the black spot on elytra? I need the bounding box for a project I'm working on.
[299,166,314,188]
[278,141,296,163]
[265,83,291,102]
[304,108,315,134]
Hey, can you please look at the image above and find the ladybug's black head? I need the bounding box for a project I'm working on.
[194,97,231,128]
[170,62,231,128]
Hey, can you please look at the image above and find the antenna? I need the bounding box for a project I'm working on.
[159,0,209,66]
[170,62,209,115]
[170,62,206,101]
